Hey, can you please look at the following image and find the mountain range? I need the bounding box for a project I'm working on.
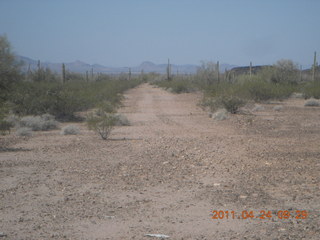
[16,56,237,75]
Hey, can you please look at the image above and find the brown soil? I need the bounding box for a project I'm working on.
[1,83,319,239]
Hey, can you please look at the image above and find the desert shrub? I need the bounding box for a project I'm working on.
[61,125,80,135]
[0,35,22,103]
[0,105,13,135]
[290,92,304,99]
[304,98,320,107]
[0,119,13,135]
[153,75,197,93]
[203,82,247,113]
[212,109,228,120]
[87,112,116,140]
[19,114,58,131]
[16,127,32,137]
[273,105,284,111]
[252,104,265,112]
[9,78,142,121]
[217,95,246,114]
[204,76,297,109]
[303,81,320,99]
[238,78,297,102]
[114,114,130,126]
[4,114,20,127]
[270,59,300,84]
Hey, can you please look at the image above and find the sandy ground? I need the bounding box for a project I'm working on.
[0,83,319,240]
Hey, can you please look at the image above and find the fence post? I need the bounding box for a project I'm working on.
[62,63,66,83]
[216,61,220,83]
[312,51,317,81]
[167,58,171,81]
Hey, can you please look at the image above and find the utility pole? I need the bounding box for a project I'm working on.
[86,71,89,82]
[128,68,131,81]
[249,61,252,79]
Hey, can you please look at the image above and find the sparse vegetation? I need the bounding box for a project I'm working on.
[153,60,302,114]
[86,108,117,140]
[0,35,22,134]
[273,105,284,111]
[19,114,58,131]
[61,125,80,135]
[16,127,32,137]
[302,81,320,99]
[114,114,130,126]
[0,34,142,129]
[252,104,265,112]
[212,108,228,121]
[0,119,13,135]
[217,96,246,114]
[9,78,141,121]
[304,98,320,107]
[153,75,196,93]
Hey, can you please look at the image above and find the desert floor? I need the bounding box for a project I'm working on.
[1,83,319,239]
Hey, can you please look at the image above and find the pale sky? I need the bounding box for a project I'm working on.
[0,0,319,68]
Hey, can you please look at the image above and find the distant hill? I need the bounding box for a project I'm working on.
[16,56,236,75]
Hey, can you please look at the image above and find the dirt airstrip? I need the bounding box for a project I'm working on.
[0,83,319,239]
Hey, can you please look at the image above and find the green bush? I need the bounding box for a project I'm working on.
[9,78,142,121]
[217,95,246,114]
[303,81,320,99]
[240,79,296,102]
[153,75,197,93]
[86,110,117,140]
[0,119,13,135]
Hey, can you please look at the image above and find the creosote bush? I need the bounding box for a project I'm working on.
[86,105,117,140]
[217,95,246,114]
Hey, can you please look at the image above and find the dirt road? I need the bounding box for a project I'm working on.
[1,83,319,239]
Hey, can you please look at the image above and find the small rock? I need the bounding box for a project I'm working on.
[145,234,170,238]
[0,232,6,237]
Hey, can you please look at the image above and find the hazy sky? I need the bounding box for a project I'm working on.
[1,0,319,67]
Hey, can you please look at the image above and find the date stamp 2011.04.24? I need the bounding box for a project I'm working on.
[211,210,308,220]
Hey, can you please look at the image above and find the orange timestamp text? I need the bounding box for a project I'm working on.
[211,210,308,220]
